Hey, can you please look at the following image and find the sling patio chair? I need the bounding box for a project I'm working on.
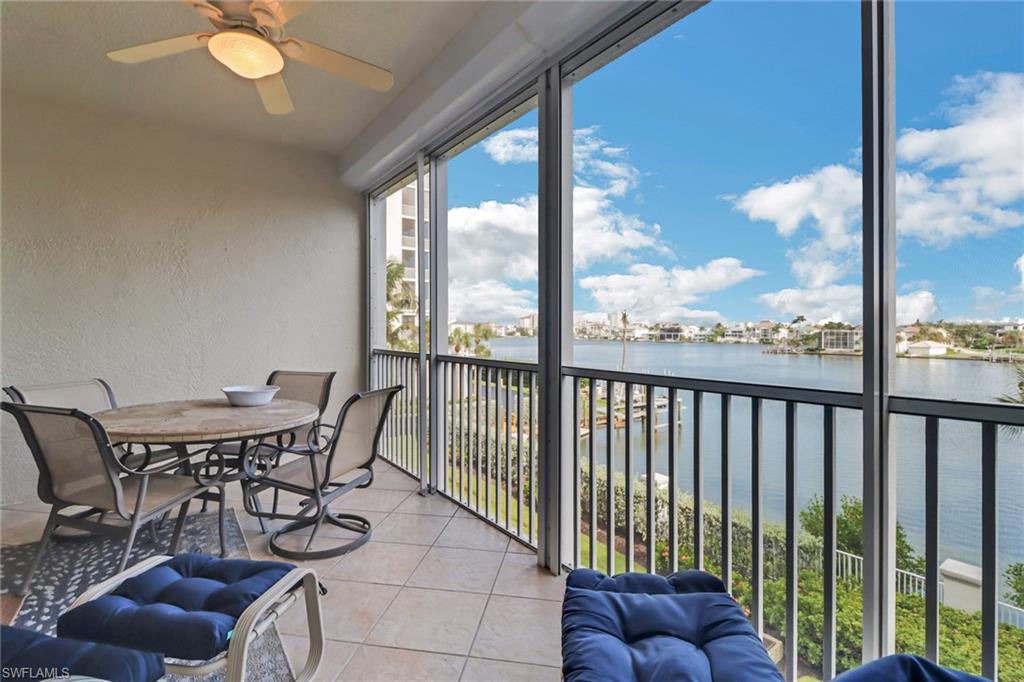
[240,385,401,560]
[1,402,227,595]
[3,378,181,471]
[215,370,335,531]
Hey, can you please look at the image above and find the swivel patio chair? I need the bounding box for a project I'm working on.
[215,370,335,531]
[1,402,227,595]
[240,386,401,560]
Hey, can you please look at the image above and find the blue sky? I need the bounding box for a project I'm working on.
[446,1,1023,326]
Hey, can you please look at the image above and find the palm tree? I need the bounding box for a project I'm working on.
[449,323,494,358]
[997,363,1024,436]
[386,260,418,351]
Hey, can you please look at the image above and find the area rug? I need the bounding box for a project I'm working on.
[1,509,294,681]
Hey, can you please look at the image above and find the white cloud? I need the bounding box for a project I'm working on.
[579,258,762,324]
[482,128,538,164]
[758,285,937,326]
[1016,254,1024,290]
[448,280,535,324]
[736,72,1022,322]
[450,125,665,323]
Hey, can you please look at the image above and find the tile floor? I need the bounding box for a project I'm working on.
[0,459,565,682]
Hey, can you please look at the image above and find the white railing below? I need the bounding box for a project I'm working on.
[835,550,1024,628]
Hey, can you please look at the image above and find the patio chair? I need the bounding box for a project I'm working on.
[240,386,401,560]
[0,402,227,596]
[3,378,179,471]
[57,553,325,682]
[216,370,336,530]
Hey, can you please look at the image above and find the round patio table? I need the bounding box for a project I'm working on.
[95,398,319,446]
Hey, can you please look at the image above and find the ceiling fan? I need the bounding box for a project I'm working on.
[106,0,394,115]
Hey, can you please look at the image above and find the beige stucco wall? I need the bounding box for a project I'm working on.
[1,91,365,505]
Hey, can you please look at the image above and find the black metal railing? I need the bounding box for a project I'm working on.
[435,354,539,547]
[372,349,423,477]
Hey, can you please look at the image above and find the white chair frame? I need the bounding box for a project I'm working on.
[68,555,324,682]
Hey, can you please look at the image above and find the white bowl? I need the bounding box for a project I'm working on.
[222,385,280,407]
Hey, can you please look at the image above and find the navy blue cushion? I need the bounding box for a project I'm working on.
[834,654,987,682]
[2,624,164,682]
[562,568,783,682]
[57,553,294,661]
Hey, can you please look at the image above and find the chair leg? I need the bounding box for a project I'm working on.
[303,514,326,553]
[118,514,144,574]
[168,500,191,554]
[245,482,267,534]
[217,487,227,557]
[17,507,60,596]
[147,519,158,544]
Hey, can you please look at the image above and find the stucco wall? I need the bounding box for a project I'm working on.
[1,92,365,505]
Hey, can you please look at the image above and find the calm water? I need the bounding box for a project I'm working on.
[487,337,1024,582]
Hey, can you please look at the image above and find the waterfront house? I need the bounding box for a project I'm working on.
[907,340,950,357]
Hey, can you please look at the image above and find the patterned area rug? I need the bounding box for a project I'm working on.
[1,509,294,681]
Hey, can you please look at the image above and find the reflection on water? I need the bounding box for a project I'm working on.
[487,337,1024,585]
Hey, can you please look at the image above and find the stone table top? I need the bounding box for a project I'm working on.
[95,398,320,444]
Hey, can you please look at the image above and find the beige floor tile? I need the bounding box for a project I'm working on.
[460,658,561,682]
[366,588,487,655]
[333,488,411,513]
[394,493,458,517]
[325,541,428,585]
[0,513,48,546]
[505,541,535,555]
[277,578,399,643]
[436,517,510,552]
[338,645,465,681]
[373,513,449,545]
[491,552,566,602]
[372,471,421,491]
[0,500,49,514]
[407,546,504,594]
[470,595,562,667]
[279,633,357,681]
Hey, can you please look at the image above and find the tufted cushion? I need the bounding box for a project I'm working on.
[562,568,783,682]
[834,654,986,682]
[2,624,164,682]
[57,553,294,661]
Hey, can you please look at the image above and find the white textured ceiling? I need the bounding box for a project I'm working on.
[1,1,485,154]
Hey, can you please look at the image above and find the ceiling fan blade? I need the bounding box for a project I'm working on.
[255,73,294,115]
[107,33,212,64]
[182,0,223,21]
[279,37,393,92]
[249,0,312,28]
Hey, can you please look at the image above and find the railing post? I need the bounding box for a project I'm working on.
[428,155,449,494]
[861,0,896,661]
[537,64,574,574]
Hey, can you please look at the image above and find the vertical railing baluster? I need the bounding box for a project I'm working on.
[646,385,655,574]
[474,366,481,512]
[785,401,798,682]
[693,390,704,569]
[504,369,511,530]
[606,380,615,575]
[981,422,998,680]
[925,416,939,663]
[497,368,505,522]
[751,397,763,638]
[406,358,412,471]
[530,371,537,544]
[668,387,678,573]
[485,367,492,520]
[625,382,634,572]
[443,361,450,492]
[721,393,731,590]
[824,405,837,680]
[574,376,581,567]
[463,364,470,503]
[589,378,597,569]
[517,370,524,538]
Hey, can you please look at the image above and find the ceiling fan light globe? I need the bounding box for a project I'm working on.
[207,30,284,80]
